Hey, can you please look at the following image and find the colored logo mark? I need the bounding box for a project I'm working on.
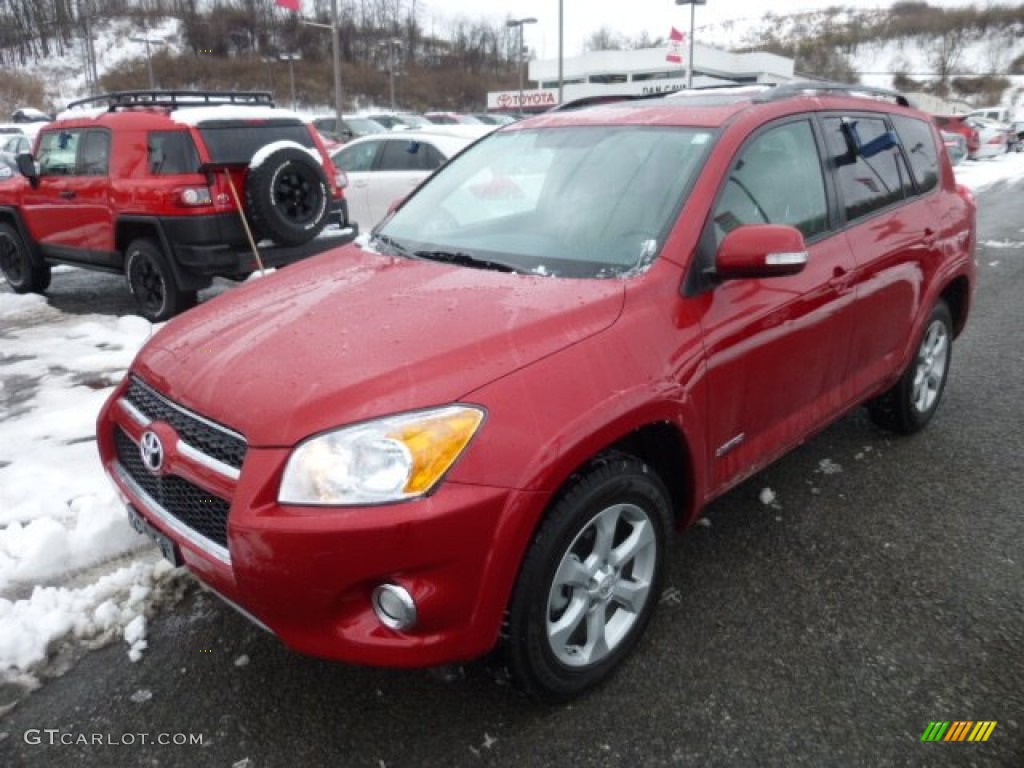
[921,721,997,742]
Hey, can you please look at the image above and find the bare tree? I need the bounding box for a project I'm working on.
[585,26,623,52]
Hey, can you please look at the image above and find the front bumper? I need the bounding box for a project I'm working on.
[97,376,534,667]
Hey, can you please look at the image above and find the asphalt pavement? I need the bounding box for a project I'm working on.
[1,179,1022,767]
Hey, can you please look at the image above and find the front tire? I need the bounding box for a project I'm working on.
[868,299,953,434]
[125,238,196,322]
[0,222,51,294]
[503,454,671,703]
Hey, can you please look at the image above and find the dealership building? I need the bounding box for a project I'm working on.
[487,42,795,112]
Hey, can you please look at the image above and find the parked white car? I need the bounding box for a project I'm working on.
[968,116,1009,159]
[0,130,31,165]
[331,128,490,229]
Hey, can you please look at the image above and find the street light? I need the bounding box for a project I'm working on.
[280,53,301,110]
[378,39,402,111]
[558,1,563,106]
[675,0,707,89]
[129,33,166,90]
[506,17,537,116]
[301,3,345,142]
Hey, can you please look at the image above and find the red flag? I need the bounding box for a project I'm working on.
[276,0,300,11]
[666,27,685,64]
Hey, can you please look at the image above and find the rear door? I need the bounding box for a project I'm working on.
[366,138,447,225]
[820,113,935,398]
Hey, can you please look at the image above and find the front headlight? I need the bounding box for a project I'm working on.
[278,405,485,505]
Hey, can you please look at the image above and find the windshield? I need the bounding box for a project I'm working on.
[377,125,713,278]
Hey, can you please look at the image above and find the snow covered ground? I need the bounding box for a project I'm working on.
[0,149,1022,695]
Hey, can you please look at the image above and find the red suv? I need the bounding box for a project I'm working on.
[0,90,353,320]
[97,83,976,701]
[932,114,981,159]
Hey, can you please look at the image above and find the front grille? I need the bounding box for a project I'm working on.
[115,427,230,550]
[125,376,247,470]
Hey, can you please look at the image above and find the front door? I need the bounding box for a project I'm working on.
[698,118,859,495]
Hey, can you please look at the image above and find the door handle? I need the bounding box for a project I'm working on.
[827,265,850,291]
[59,190,77,199]
[922,227,937,247]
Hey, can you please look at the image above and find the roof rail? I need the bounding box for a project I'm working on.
[65,90,276,112]
[754,81,911,107]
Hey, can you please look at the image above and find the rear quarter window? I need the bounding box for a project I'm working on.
[148,131,202,175]
[891,115,940,194]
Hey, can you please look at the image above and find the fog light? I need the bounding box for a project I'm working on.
[372,583,417,630]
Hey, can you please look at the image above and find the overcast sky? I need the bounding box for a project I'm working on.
[414,0,970,58]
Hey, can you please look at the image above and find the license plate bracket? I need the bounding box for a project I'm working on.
[127,504,183,567]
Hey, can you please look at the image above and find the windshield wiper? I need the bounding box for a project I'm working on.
[413,250,522,273]
[371,233,414,258]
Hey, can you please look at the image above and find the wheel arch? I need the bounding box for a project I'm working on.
[0,206,45,263]
[464,412,702,661]
[116,216,207,292]
[940,275,971,338]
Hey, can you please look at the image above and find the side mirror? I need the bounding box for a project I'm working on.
[714,224,808,280]
[15,152,39,187]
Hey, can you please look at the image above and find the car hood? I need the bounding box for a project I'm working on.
[133,247,625,447]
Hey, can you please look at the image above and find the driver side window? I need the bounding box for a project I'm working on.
[37,130,82,176]
[712,120,828,242]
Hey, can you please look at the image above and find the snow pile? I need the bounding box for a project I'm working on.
[0,558,177,673]
[955,150,1024,192]
[0,296,179,681]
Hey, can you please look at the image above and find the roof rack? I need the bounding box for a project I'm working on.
[548,92,665,112]
[754,81,910,107]
[65,90,276,112]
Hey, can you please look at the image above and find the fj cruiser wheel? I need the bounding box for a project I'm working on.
[503,454,671,702]
[245,146,330,246]
[868,299,953,434]
[0,222,51,294]
[125,238,196,322]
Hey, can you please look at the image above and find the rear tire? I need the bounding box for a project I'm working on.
[867,299,953,434]
[0,222,51,294]
[125,238,196,322]
[503,454,671,703]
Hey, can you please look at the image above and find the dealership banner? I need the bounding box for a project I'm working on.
[488,90,559,111]
[666,27,685,64]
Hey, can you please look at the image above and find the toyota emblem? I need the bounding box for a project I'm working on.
[139,431,164,474]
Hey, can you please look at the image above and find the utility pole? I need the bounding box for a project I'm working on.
[675,0,707,89]
[303,4,345,131]
[506,17,537,116]
[280,53,301,110]
[331,0,344,133]
[129,31,165,90]
[379,39,401,110]
[79,0,99,94]
[558,0,563,106]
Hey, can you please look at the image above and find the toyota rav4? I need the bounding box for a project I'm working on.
[97,83,976,701]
